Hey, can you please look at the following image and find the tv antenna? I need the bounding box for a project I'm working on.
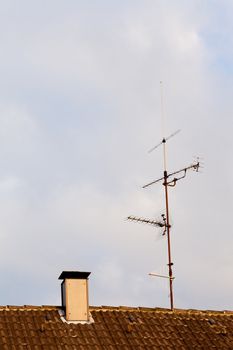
[127,214,168,236]
[127,81,200,311]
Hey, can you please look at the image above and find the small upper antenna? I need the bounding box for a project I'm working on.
[148,129,181,154]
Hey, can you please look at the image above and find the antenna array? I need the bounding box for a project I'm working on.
[127,84,201,310]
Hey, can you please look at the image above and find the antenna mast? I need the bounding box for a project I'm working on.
[161,81,173,310]
[127,82,200,311]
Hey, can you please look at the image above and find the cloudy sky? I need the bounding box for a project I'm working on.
[0,1,232,311]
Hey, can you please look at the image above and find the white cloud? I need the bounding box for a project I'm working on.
[0,176,21,192]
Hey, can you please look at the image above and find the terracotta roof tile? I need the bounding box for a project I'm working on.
[0,306,232,349]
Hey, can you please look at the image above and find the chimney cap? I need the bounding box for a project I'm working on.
[59,271,91,280]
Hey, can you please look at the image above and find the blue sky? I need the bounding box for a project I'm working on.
[0,1,232,311]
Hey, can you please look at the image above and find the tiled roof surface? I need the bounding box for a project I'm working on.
[0,305,232,349]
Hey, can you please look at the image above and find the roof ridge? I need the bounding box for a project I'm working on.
[89,306,233,314]
[0,305,60,311]
[0,305,232,315]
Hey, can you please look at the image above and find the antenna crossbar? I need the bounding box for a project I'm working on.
[148,129,181,154]
[143,161,200,189]
[149,272,175,280]
[127,216,165,228]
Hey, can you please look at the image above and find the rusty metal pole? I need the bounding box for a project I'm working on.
[163,170,174,310]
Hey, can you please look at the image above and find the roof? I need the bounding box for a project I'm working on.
[0,305,232,349]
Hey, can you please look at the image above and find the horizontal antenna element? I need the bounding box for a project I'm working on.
[149,273,175,280]
[127,216,165,228]
[143,160,200,189]
[148,129,181,153]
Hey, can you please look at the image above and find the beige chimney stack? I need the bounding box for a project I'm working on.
[59,271,91,322]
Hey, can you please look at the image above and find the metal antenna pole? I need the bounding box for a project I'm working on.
[164,168,174,310]
[161,80,174,309]
[162,136,174,310]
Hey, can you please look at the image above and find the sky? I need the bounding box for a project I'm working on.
[0,0,232,311]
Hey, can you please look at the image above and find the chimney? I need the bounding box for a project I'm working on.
[58,271,91,322]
